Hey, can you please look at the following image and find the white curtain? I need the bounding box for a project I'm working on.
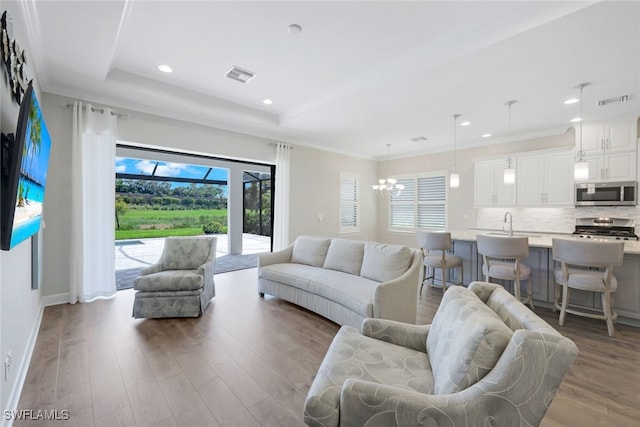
[70,102,117,303]
[273,142,291,250]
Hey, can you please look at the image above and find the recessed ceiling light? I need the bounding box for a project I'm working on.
[564,98,579,105]
[570,117,582,123]
[158,64,173,73]
[482,133,491,138]
[288,24,302,34]
[262,99,273,105]
[460,121,471,126]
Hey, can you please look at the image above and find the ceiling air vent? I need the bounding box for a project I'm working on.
[598,94,630,106]
[226,66,256,84]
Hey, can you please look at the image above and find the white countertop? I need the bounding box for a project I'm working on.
[451,229,640,255]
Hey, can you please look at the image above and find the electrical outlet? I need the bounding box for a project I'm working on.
[4,351,11,381]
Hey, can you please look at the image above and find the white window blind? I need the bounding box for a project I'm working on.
[339,173,360,233]
[389,173,447,231]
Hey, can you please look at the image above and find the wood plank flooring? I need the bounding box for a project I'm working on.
[15,269,640,426]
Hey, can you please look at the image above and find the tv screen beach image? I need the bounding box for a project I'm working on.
[10,92,51,249]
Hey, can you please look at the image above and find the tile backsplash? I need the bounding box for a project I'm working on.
[476,206,640,234]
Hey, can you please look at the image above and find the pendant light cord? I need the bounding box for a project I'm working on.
[577,83,589,161]
[453,114,459,169]
[506,100,516,168]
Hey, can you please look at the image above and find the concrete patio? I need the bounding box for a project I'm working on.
[115,233,271,271]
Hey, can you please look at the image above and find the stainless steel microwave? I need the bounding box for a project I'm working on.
[575,181,637,206]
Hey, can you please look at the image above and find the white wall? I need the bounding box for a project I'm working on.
[0,1,45,420]
[289,146,378,242]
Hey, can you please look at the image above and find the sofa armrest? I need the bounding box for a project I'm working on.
[372,249,422,323]
[258,245,293,269]
[361,318,429,353]
[139,263,163,276]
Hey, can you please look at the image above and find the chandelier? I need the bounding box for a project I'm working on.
[372,144,404,195]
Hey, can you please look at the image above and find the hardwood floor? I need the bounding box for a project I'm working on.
[15,269,640,426]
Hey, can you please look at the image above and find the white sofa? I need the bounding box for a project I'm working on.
[257,236,422,328]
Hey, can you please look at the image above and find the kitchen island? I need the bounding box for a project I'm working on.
[445,230,640,326]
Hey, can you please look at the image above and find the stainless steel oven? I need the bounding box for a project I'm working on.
[575,181,637,206]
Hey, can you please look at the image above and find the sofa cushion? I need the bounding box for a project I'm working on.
[291,236,332,267]
[260,263,378,317]
[360,242,411,283]
[427,286,513,395]
[162,238,211,270]
[304,325,434,426]
[323,238,365,276]
[134,270,203,292]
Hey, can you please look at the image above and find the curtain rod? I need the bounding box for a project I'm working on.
[64,103,128,119]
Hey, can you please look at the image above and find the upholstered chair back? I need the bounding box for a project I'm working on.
[161,237,214,270]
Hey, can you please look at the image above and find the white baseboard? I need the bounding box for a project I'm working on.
[41,292,69,307]
[2,303,44,427]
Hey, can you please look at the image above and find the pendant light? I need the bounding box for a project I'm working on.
[450,114,460,188]
[503,100,516,185]
[372,144,405,196]
[574,82,590,181]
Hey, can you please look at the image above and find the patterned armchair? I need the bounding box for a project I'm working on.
[304,281,578,427]
[132,236,217,318]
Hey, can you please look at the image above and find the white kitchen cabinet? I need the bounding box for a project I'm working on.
[474,159,516,206]
[578,119,638,181]
[516,151,574,206]
[580,120,636,156]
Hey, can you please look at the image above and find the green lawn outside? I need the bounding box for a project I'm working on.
[115,228,207,240]
[115,208,228,240]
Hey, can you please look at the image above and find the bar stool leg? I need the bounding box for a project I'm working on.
[602,290,615,337]
[526,280,534,310]
[514,277,521,301]
[559,284,569,326]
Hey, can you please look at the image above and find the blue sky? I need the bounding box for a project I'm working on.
[115,157,228,182]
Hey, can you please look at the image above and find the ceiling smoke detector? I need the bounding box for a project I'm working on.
[598,94,630,106]
[225,66,256,84]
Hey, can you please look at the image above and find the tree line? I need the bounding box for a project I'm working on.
[116,179,227,210]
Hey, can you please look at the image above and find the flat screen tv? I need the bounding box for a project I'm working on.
[1,84,52,250]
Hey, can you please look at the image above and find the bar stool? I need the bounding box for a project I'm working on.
[476,234,533,309]
[416,231,463,294]
[552,238,624,337]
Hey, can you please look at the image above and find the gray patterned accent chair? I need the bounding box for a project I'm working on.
[304,281,578,427]
[132,236,217,318]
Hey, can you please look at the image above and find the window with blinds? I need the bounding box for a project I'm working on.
[389,173,447,231]
[339,173,360,233]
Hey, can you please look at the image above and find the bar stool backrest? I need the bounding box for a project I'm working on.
[417,231,452,253]
[477,235,529,259]
[552,238,624,268]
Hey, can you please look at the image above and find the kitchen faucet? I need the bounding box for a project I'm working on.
[504,212,513,237]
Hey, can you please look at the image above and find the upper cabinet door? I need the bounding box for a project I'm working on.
[474,159,516,207]
[544,152,574,206]
[493,160,516,206]
[605,121,636,153]
[580,125,604,155]
[474,160,497,206]
[516,155,544,206]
